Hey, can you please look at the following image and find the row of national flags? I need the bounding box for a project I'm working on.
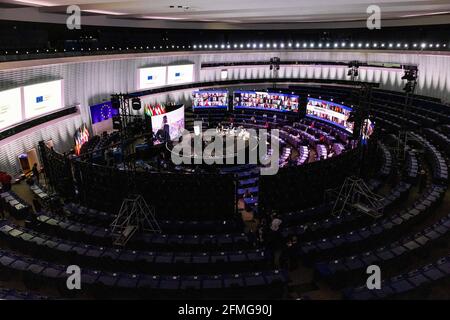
[74,123,90,156]
[144,103,166,117]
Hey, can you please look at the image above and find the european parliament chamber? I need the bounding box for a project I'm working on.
[0,0,449,307]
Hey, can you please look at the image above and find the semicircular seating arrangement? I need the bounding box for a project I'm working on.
[2,78,450,300]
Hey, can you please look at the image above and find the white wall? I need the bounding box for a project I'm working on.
[0,50,449,174]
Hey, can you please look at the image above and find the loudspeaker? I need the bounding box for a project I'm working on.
[132,98,141,111]
[111,95,121,109]
[112,116,122,130]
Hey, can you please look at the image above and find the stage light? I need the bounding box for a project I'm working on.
[266,43,271,48]
[215,44,219,48]
[257,43,261,48]
[240,44,244,48]
[296,43,300,48]
[220,44,225,49]
[226,44,230,49]
[365,43,370,48]
[303,43,307,48]
[381,43,385,47]
[209,44,213,49]
[310,43,314,48]
[333,43,338,48]
[273,43,277,48]
[350,43,354,48]
[373,43,378,47]
[341,42,346,47]
[413,43,417,48]
[280,43,285,48]
[404,44,409,48]
[326,43,330,47]
[389,43,393,48]
[396,43,401,48]
[358,43,362,48]
[288,43,292,47]
[436,44,440,48]
[318,43,322,48]
[193,45,197,49]
[429,44,433,48]
[233,44,237,48]
[421,43,426,48]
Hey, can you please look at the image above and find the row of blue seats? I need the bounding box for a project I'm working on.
[298,184,446,262]
[0,248,288,299]
[373,91,450,124]
[0,191,30,220]
[299,117,350,143]
[409,132,448,183]
[31,213,251,251]
[0,287,48,300]
[0,222,269,275]
[279,143,391,229]
[343,254,450,300]
[378,142,393,177]
[315,211,450,288]
[374,109,420,129]
[423,128,450,155]
[284,180,411,243]
[64,203,243,234]
[374,116,401,132]
[405,150,419,182]
[371,102,437,127]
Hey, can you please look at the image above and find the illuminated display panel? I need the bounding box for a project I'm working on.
[138,66,167,90]
[23,80,63,120]
[167,64,194,85]
[306,98,353,133]
[0,88,23,131]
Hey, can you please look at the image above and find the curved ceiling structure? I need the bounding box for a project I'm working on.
[1,0,450,29]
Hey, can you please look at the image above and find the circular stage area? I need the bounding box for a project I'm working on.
[167,126,260,166]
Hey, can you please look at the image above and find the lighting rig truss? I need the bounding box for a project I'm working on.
[270,57,281,88]
[347,61,360,82]
[396,65,419,160]
[110,194,161,246]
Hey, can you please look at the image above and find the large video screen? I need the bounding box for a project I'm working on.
[90,101,119,124]
[23,80,63,120]
[306,98,354,133]
[167,64,194,85]
[192,90,228,109]
[138,66,167,90]
[151,106,185,144]
[233,90,299,112]
[0,88,23,131]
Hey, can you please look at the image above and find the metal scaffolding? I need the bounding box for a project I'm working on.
[326,176,385,219]
[110,194,161,246]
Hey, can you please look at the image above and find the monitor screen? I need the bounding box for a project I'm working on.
[233,90,299,112]
[23,80,63,120]
[138,66,167,90]
[0,87,23,131]
[167,64,194,85]
[151,106,185,144]
[90,101,119,124]
[306,98,354,133]
[192,90,228,109]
